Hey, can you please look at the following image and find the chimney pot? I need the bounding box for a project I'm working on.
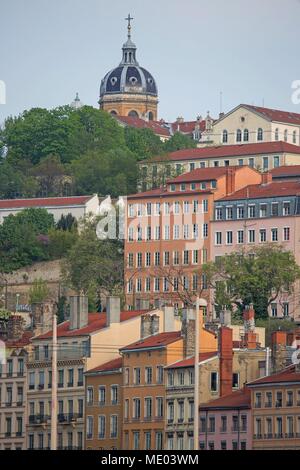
[69,295,88,330]
[106,296,121,327]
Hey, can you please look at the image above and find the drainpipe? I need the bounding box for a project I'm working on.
[266,347,270,376]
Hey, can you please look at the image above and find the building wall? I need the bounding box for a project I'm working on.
[85,370,122,450]
[251,384,300,450]
[122,339,183,450]
[198,408,252,450]
[100,93,158,121]
[0,351,27,450]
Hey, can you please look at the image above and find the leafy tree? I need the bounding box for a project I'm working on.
[203,245,300,319]
[164,132,197,152]
[0,309,11,320]
[71,148,137,197]
[29,154,66,196]
[29,278,50,304]
[56,295,68,324]
[47,228,78,259]
[15,208,54,234]
[256,318,298,347]
[56,213,77,231]
[124,126,164,160]
[0,161,38,199]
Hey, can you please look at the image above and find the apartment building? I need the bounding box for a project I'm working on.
[26,296,165,450]
[198,388,252,450]
[139,141,300,191]
[85,357,122,450]
[165,318,266,450]
[210,174,300,321]
[248,365,300,450]
[0,315,32,450]
[125,165,262,313]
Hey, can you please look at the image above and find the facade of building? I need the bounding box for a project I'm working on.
[85,357,123,450]
[210,176,300,321]
[0,195,99,224]
[248,365,300,450]
[198,388,252,450]
[99,17,158,121]
[212,104,300,147]
[125,166,262,311]
[139,141,300,191]
[26,296,167,450]
[120,331,184,450]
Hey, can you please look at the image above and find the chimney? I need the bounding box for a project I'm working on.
[141,314,152,339]
[261,172,272,185]
[219,112,225,119]
[243,304,258,349]
[7,315,25,341]
[181,308,196,357]
[271,330,288,372]
[69,295,88,330]
[219,327,233,397]
[176,116,184,123]
[31,302,56,335]
[151,314,160,335]
[106,296,120,327]
[225,168,236,195]
[163,305,175,332]
[220,308,231,327]
[139,299,150,310]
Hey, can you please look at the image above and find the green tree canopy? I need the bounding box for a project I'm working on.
[203,245,300,319]
[164,132,197,152]
[124,126,164,160]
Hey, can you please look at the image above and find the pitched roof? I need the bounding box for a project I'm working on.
[247,365,300,386]
[4,331,34,348]
[166,351,218,369]
[219,180,300,201]
[170,120,207,135]
[0,195,94,210]
[120,331,182,352]
[115,116,170,137]
[33,310,148,340]
[127,186,213,199]
[200,388,251,410]
[242,104,300,125]
[270,165,300,178]
[148,141,300,163]
[86,357,122,374]
[167,165,248,184]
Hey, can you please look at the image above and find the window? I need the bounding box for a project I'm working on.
[248,230,255,243]
[133,398,141,419]
[287,391,294,407]
[128,253,134,267]
[243,129,249,142]
[164,202,170,214]
[154,277,160,292]
[86,416,93,439]
[145,397,152,419]
[128,227,134,242]
[276,417,283,437]
[192,274,198,291]
[87,387,93,406]
[157,366,164,384]
[190,182,196,190]
[236,129,242,142]
[273,155,280,168]
[183,224,189,239]
[257,128,263,141]
[168,371,174,386]
[275,128,279,140]
[98,386,105,405]
[266,392,272,408]
[293,130,297,144]
[276,391,283,408]
[260,204,267,217]
[221,441,227,450]
[145,432,151,450]
[271,228,278,242]
[133,432,140,450]
[232,415,239,432]
[145,367,153,384]
[283,302,289,317]
[226,206,233,220]
[211,180,217,189]
[271,303,278,317]
[215,232,222,245]
[145,252,151,267]
[137,252,142,268]
[134,368,141,385]
[29,371,35,390]
[136,278,142,293]
[146,202,152,215]
[215,207,222,220]
[17,359,24,376]
[222,130,228,143]
[214,161,219,167]
[209,416,216,432]
[237,206,244,219]
[183,250,189,265]
[173,251,179,265]
[237,230,244,244]
[210,372,218,392]
[111,385,118,405]
[154,252,160,266]
[155,431,163,450]
[263,156,269,170]
[164,225,170,240]
[232,373,239,389]
[248,157,254,168]
[156,397,164,418]
[238,159,243,166]
[272,203,279,216]
[192,250,198,264]
[110,415,118,438]
[202,199,208,213]
[226,231,233,245]
[221,416,227,432]
[68,369,74,387]
[284,129,288,142]
[241,415,247,431]
[283,202,290,216]
[98,416,105,439]
[146,226,151,241]
[248,205,256,218]
[155,226,160,240]
[283,227,290,241]
[259,229,266,243]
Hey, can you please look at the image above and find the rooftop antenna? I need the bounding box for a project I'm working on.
[220,91,223,114]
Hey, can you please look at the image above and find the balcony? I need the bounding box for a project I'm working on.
[110,432,118,439]
[275,402,282,408]
[188,417,194,423]
[286,402,293,407]
[168,418,174,424]
[264,433,273,439]
[67,382,74,388]
[77,381,84,387]
[6,402,12,407]
[254,434,263,440]
[5,432,12,438]
[16,400,23,407]
[178,418,184,424]
[265,402,272,408]
[57,413,80,424]
[29,384,35,390]
[285,433,294,438]
[58,383,64,389]
[254,403,262,409]
[29,414,50,425]
[86,433,93,439]
[38,384,45,390]
[16,431,23,437]
[274,433,283,439]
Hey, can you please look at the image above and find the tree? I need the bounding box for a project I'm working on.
[124,126,164,160]
[0,160,38,199]
[164,132,197,152]
[203,245,300,319]
[61,221,124,304]
[56,213,77,231]
[29,154,66,196]
[29,278,50,304]
[47,228,78,259]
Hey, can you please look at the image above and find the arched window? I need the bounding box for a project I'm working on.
[257,128,263,141]
[284,129,288,142]
[275,128,279,141]
[222,130,228,143]
[293,130,297,144]
[236,129,242,142]
[148,111,154,121]
[128,110,139,118]
[243,129,249,142]
[110,110,117,116]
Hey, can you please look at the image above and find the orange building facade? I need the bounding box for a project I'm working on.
[124,166,262,313]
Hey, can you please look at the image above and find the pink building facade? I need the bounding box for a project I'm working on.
[210,178,300,321]
[199,388,252,450]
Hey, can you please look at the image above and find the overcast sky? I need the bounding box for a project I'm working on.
[1,0,300,124]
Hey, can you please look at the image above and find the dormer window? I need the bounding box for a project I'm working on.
[180,183,186,191]
[170,184,176,192]
[200,182,206,190]
[211,181,217,189]
[190,183,196,190]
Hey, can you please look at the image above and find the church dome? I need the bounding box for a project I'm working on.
[99,17,158,100]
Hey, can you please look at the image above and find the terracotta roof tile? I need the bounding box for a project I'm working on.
[115,116,170,137]
[148,141,300,163]
[86,357,122,374]
[120,331,182,352]
[247,365,300,386]
[5,331,34,348]
[166,351,218,369]
[270,165,300,177]
[167,165,248,184]
[243,104,300,125]
[200,387,251,409]
[219,180,300,201]
[0,196,93,210]
[34,310,148,340]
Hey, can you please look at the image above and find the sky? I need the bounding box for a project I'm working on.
[1,0,300,124]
